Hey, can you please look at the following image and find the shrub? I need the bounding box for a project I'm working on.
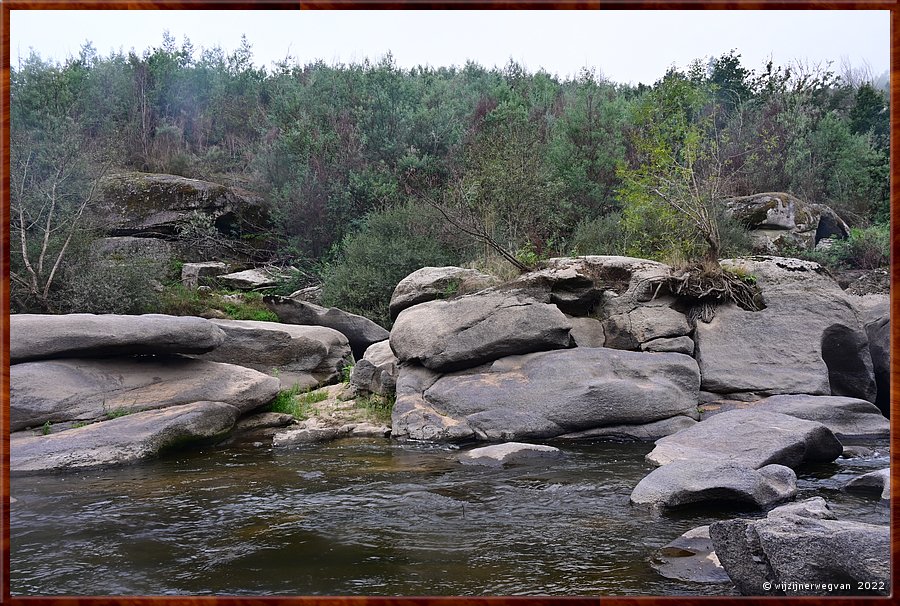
[824,223,890,270]
[267,386,329,420]
[321,203,471,328]
[60,259,165,315]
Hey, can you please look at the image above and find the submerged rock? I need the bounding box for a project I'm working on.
[651,526,731,584]
[10,313,226,363]
[10,401,239,473]
[844,468,890,503]
[460,442,562,467]
[630,461,796,510]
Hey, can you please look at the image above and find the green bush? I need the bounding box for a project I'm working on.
[321,203,470,328]
[823,223,890,270]
[60,259,165,314]
[571,212,629,256]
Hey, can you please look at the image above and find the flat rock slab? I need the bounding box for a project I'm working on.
[710,511,890,595]
[10,401,239,473]
[646,409,842,469]
[193,319,351,389]
[651,526,731,584]
[460,442,562,467]
[844,468,890,502]
[11,357,280,431]
[389,266,498,320]
[393,348,700,442]
[631,461,796,510]
[391,291,572,373]
[10,313,226,363]
[266,297,389,360]
[755,394,888,439]
[272,419,390,446]
[555,416,697,442]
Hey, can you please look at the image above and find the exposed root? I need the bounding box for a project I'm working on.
[636,263,764,324]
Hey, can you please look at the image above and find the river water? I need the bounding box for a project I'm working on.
[10,438,889,596]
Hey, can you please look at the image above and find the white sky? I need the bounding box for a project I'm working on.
[10,10,890,85]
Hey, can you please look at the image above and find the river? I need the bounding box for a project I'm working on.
[10,438,889,596]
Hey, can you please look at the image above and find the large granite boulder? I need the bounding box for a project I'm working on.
[695,257,876,401]
[10,357,279,431]
[651,526,731,584]
[10,401,239,473]
[265,297,389,360]
[555,415,697,442]
[603,304,691,351]
[191,319,351,390]
[646,409,843,469]
[630,461,797,509]
[754,394,888,440]
[10,314,226,364]
[710,504,890,595]
[390,291,572,373]
[350,340,398,396]
[392,348,700,442]
[95,171,266,237]
[506,262,605,316]
[389,266,499,320]
[459,442,563,467]
[567,317,606,347]
[723,192,850,253]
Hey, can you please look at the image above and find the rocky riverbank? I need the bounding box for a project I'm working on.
[9,254,891,595]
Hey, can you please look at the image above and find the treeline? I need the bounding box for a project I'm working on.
[11,34,889,324]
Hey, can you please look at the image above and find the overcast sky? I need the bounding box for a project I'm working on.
[10,10,890,85]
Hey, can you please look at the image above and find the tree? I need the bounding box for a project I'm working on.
[10,119,109,312]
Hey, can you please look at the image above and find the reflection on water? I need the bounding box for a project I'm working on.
[10,438,888,596]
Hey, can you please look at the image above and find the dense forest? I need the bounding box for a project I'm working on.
[10,33,890,326]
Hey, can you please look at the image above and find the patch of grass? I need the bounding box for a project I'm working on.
[41,421,52,435]
[157,284,280,322]
[341,363,354,385]
[355,394,395,425]
[105,407,131,420]
[71,421,89,429]
[267,386,329,420]
[440,279,461,299]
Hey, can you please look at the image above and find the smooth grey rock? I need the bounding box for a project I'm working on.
[841,445,877,459]
[710,514,889,595]
[766,497,836,520]
[844,468,890,502]
[10,401,238,473]
[389,266,498,320]
[218,268,280,289]
[641,336,695,355]
[863,304,890,416]
[10,313,226,363]
[347,422,391,438]
[555,416,697,442]
[631,461,796,509]
[273,420,349,446]
[350,340,398,396]
[391,364,475,442]
[412,348,699,442]
[568,316,606,347]
[507,263,604,315]
[696,257,875,401]
[460,442,562,467]
[266,297,389,360]
[651,526,731,584]
[11,357,279,431]
[646,409,843,469]
[181,262,229,288]
[755,394,888,439]
[390,291,572,373]
[604,305,691,350]
[193,319,351,390]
